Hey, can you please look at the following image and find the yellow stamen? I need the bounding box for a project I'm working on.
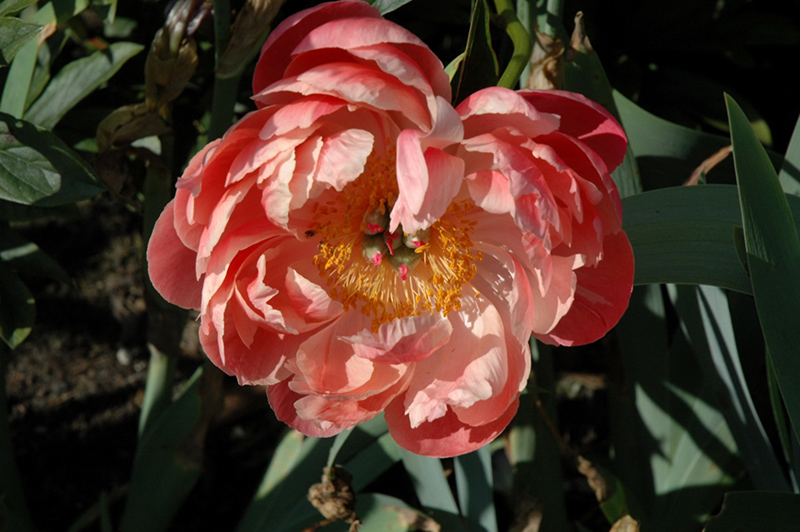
[309,148,481,328]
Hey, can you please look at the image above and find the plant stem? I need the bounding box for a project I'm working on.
[493,0,533,89]
[208,0,240,141]
[0,343,36,532]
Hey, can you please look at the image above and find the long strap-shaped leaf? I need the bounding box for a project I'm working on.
[726,93,800,446]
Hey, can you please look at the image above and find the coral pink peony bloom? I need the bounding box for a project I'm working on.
[147,1,633,457]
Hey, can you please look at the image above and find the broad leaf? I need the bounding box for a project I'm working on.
[119,367,216,532]
[23,41,143,129]
[0,0,37,17]
[0,17,42,64]
[0,113,103,206]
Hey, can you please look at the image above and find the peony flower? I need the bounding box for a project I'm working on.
[147,1,633,457]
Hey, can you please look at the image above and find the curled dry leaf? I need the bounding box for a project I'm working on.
[307,465,359,527]
[526,31,564,90]
[610,515,640,532]
[577,455,609,502]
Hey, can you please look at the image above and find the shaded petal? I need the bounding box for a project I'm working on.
[267,380,345,437]
[147,200,203,310]
[385,395,519,457]
[536,231,634,346]
[519,89,627,173]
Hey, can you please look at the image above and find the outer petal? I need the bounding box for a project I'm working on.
[518,89,627,173]
[267,380,345,438]
[147,200,203,310]
[385,395,520,457]
[252,1,381,97]
[536,231,634,346]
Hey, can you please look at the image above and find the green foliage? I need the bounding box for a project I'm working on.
[23,41,143,129]
[2,2,800,532]
[0,17,42,64]
[451,0,498,105]
[0,113,103,206]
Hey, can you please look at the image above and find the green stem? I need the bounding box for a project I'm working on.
[208,0,240,141]
[493,0,533,89]
[213,0,232,67]
[0,344,36,532]
[208,74,242,141]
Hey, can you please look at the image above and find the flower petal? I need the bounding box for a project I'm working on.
[537,231,634,346]
[385,394,519,457]
[340,314,453,364]
[252,1,381,97]
[147,200,204,310]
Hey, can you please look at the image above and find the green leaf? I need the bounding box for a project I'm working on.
[614,91,732,191]
[451,0,498,105]
[624,185,752,292]
[119,367,212,532]
[401,450,467,531]
[366,0,414,14]
[0,113,103,206]
[0,0,37,17]
[727,93,800,445]
[0,17,42,64]
[455,445,497,532]
[23,41,143,129]
[236,435,331,532]
[704,491,800,531]
[0,260,34,347]
[673,284,788,491]
[0,225,70,282]
[778,111,800,196]
[356,493,441,531]
[611,284,742,532]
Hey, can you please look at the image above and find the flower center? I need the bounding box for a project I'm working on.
[309,149,481,326]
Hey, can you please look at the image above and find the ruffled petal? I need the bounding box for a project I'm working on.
[340,314,453,364]
[253,1,381,97]
[147,200,204,310]
[536,231,634,346]
[385,394,519,457]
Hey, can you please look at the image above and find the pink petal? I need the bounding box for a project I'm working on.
[294,313,378,394]
[147,200,203,310]
[536,231,634,346]
[457,86,560,139]
[293,17,451,100]
[390,99,465,233]
[267,380,346,438]
[385,395,520,457]
[285,266,344,322]
[256,63,432,130]
[519,89,628,173]
[314,128,374,190]
[402,298,508,428]
[199,299,297,386]
[340,314,453,364]
[252,1,381,97]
